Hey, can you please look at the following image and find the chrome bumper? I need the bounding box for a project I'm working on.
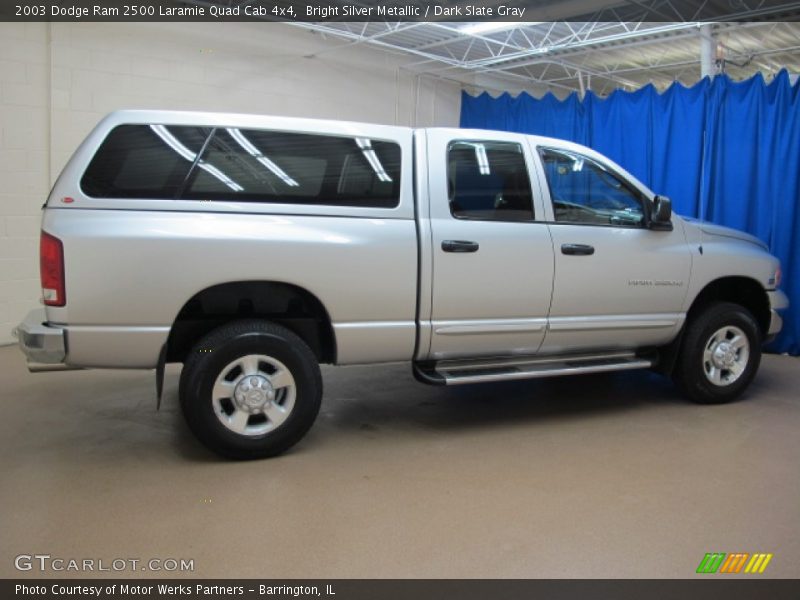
[12,308,73,372]
[766,289,789,338]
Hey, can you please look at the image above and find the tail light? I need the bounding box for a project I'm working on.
[40,231,65,306]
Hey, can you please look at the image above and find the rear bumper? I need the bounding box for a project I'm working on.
[766,289,789,339]
[12,308,73,371]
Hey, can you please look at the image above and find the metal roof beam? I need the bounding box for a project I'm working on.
[461,22,704,69]
[482,21,770,76]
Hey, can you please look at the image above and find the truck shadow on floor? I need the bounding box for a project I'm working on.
[3,353,775,464]
[171,357,781,460]
[164,366,685,460]
[310,365,687,436]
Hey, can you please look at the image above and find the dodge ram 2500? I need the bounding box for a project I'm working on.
[14,111,788,458]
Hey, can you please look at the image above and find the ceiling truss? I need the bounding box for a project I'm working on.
[190,0,800,96]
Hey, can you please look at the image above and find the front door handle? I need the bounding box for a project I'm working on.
[561,243,595,256]
[442,240,479,253]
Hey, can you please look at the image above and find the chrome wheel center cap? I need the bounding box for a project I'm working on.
[233,375,275,412]
[712,342,736,368]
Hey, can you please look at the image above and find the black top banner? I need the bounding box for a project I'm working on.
[2,0,800,22]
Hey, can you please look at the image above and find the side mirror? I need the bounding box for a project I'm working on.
[650,195,673,230]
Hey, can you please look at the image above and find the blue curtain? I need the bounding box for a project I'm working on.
[460,71,800,355]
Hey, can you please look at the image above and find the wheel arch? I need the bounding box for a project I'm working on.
[166,281,337,365]
[685,276,771,336]
[656,276,770,376]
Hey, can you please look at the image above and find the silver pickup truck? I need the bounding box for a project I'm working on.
[15,110,788,458]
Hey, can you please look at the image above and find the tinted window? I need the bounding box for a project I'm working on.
[81,125,212,199]
[541,148,645,227]
[447,141,534,221]
[82,125,402,208]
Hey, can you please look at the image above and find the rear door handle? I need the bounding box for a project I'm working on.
[561,243,595,256]
[442,240,479,253]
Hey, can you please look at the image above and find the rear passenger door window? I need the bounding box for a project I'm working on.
[447,141,534,222]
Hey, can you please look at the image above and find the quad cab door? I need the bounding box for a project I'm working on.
[424,129,555,360]
[533,145,692,353]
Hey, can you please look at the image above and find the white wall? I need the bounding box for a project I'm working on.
[0,22,462,345]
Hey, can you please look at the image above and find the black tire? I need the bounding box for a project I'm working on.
[179,320,322,459]
[673,302,762,404]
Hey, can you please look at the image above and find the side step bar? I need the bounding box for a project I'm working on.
[414,351,654,386]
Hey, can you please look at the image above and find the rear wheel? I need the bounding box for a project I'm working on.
[179,320,322,459]
[673,302,762,404]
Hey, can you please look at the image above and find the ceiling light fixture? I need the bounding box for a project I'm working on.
[460,22,543,35]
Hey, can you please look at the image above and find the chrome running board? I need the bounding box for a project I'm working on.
[27,362,84,373]
[414,351,653,386]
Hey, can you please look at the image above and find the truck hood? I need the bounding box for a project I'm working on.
[682,217,768,251]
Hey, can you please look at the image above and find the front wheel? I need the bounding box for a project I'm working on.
[673,302,762,404]
[179,320,322,459]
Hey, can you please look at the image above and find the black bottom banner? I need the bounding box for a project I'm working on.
[4,579,800,600]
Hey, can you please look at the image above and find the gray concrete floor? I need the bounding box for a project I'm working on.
[1,345,798,579]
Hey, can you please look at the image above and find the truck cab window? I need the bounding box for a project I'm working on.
[541,148,645,227]
[447,141,534,222]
